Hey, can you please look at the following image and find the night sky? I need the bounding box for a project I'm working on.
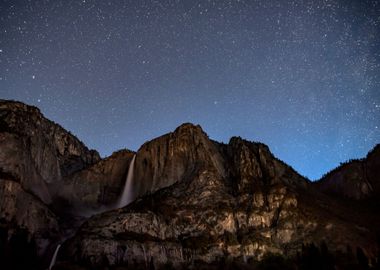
[1,0,379,180]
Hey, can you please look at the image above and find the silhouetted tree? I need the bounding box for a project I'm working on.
[149,256,155,270]
[336,244,359,269]
[357,247,369,270]
[319,241,334,270]
[375,236,380,270]
[299,243,324,270]
[0,227,6,264]
[7,229,38,269]
[256,253,293,270]
[301,243,314,269]
[161,261,175,270]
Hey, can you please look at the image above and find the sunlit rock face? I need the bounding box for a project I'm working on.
[131,123,226,201]
[315,144,380,200]
[61,124,377,269]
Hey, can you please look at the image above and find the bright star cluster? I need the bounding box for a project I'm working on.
[0,0,379,180]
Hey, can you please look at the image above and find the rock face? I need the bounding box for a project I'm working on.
[0,100,379,270]
[315,145,380,200]
[60,125,379,269]
[0,99,100,268]
[55,149,135,214]
[0,100,100,204]
[0,177,60,269]
[0,179,59,248]
[131,124,226,201]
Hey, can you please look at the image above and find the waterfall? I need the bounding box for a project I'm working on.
[48,244,61,270]
[118,155,136,208]
[142,244,148,269]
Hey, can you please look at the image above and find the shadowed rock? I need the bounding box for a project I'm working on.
[0,99,100,204]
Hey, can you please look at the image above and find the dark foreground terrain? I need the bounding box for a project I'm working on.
[0,99,379,269]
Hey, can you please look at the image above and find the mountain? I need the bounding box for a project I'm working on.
[0,99,102,268]
[315,145,380,200]
[59,126,379,269]
[0,99,379,270]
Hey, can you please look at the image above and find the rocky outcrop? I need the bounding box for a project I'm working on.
[315,144,380,200]
[131,123,226,202]
[0,100,100,204]
[225,136,308,192]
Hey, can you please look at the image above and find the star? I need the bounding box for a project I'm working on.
[0,0,378,180]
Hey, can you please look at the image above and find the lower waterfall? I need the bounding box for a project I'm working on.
[48,244,61,270]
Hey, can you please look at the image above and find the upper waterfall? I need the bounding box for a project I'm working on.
[118,155,136,208]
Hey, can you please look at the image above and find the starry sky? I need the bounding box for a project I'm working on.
[1,0,379,180]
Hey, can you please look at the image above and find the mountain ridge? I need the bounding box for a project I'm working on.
[315,144,380,200]
[0,99,379,270]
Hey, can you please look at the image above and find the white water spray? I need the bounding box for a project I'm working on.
[48,244,61,270]
[118,155,136,208]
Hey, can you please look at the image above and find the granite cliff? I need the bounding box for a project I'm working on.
[59,127,379,269]
[0,100,379,270]
[0,100,100,204]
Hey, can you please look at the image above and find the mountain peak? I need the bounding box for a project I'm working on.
[172,122,208,138]
[174,122,202,131]
[0,99,42,124]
